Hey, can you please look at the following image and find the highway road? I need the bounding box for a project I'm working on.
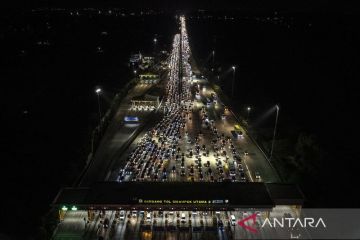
[54,16,289,240]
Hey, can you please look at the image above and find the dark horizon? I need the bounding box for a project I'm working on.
[3,0,360,14]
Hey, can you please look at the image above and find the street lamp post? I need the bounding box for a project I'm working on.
[247,107,251,122]
[153,38,157,53]
[231,66,236,97]
[270,105,280,160]
[95,88,102,130]
[212,50,215,67]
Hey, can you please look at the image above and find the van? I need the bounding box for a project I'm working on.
[230,215,236,226]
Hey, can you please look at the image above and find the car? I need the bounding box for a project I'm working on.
[103,218,109,228]
[230,215,236,226]
[119,210,125,220]
[218,219,224,229]
[180,213,186,223]
[131,210,137,217]
[255,171,261,179]
[240,171,246,181]
[146,212,152,223]
[162,175,167,181]
[236,131,243,138]
[244,150,249,155]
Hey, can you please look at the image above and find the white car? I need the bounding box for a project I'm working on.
[131,210,137,217]
[119,210,125,220]
[180,213,186,223]
[146,212,152,223]
[230,215,236,226]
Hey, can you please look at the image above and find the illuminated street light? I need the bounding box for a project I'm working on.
[270,104,280,160]
[95,87,102,130]
[247,107,251,121]
[212,50,215,66]
[153,38,157,54]
[231,66,236,97]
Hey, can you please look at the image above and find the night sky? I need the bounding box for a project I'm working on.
[1,0,360,13]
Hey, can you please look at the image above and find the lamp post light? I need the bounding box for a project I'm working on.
[231,66,236,97]
[247,107,251,122]
[270,104,280,160]
[95,88,102,130]
[212,50,215,66]
[153,38,157,54]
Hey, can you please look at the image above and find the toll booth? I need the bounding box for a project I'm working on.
[52,182,303,221]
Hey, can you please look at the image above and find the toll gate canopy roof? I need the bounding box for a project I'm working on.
[53,182,303,210]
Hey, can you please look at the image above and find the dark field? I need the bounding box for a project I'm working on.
[1,11,175,238]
